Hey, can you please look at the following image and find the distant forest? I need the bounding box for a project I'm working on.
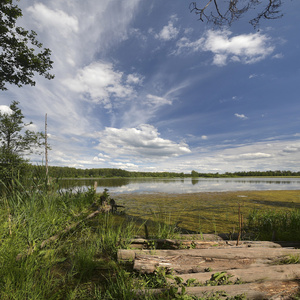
[28,165,300,179]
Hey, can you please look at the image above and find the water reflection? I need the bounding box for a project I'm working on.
[60,177,300,194]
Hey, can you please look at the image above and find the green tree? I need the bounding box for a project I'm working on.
[191,170,199,177]
[0,101,45,185]
[0,0,54,91]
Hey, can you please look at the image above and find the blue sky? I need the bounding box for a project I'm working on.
[1,0,300,173]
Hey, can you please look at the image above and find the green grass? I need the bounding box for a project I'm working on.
[247,208,300,241]
[1,180,299,299]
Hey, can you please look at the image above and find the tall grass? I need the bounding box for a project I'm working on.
[247,208,300,241]
[0,178,144,299]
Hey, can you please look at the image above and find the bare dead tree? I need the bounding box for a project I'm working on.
[190,0,284,28]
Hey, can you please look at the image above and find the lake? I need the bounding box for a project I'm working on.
[60,177,300,195]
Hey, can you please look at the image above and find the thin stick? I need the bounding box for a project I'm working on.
[40,209,100,248]
[236,204,241,246]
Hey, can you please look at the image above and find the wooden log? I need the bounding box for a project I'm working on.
[136,281,300,299]
[133,254,260,274]
[118,247,300,262]
[126,238,287,249]
[180,234,224,241]
[168,264,300,284]
[136,283,267,299]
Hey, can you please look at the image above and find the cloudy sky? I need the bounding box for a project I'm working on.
[1,0,300,173]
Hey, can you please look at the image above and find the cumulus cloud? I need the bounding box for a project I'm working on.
[64,62,137,108]
[175,30,274,66]
[156,20,179,41]
[109,162,139,170]
[0,105,13,115]
[94,124,191,158]
[235,113,248,120]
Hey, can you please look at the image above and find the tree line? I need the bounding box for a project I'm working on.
[25,166,300,179]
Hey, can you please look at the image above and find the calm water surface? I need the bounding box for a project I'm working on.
[61,177,300,195]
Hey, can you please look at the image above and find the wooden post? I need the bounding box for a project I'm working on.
[236,204,241,246]
[45,113,49,185]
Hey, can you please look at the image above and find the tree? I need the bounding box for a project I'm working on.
[191,170,199,177]
[190,0,284,28]
[0,101,45,184]
[0,0,54,91]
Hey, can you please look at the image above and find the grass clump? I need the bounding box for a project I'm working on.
[247,208,300,241]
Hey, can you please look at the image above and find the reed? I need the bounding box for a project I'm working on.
[247,208,300,241]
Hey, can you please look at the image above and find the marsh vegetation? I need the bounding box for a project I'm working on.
[0,179,299,299]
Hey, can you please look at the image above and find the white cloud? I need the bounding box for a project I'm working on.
[0,105,13,115]
[156,20,179,41]
[238,152,272,160]
[109,162,139,170]
[281,145,300,153]
[27,3,79,37]
[201,135,208,140]
[127,74,144,85]
[249,74,257,79]
[272,53,284,59]
[146,94,172,106]
[94,124,191,158]
[175,30,274,66]
[64,62,136,108]
[235,113,248,120]
[175,37,204,54]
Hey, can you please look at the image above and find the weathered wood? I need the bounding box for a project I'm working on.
[118,247,300,262]
[168,264,300,284]
[137,281,300,299]
[126,238,288,249]
[136,283,267,299]
[133,254,262,274]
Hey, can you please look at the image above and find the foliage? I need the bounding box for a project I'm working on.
[141,269,244,299]
[277,254,300,265]
[25,164,300,179]
[0,101,45,187]
[0,0,54,90]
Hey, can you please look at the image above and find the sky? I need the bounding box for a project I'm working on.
[1,0,300,173]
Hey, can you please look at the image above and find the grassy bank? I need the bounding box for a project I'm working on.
[0,183,299,299]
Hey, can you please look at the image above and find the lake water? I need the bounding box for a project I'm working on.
[60,177,300,195]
